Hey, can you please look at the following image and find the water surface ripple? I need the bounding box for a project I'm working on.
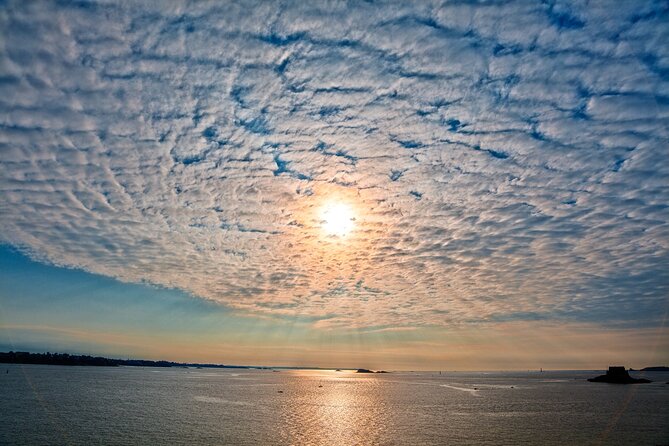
[1,365,668,445]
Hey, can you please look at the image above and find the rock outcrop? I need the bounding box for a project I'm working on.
[588,366,651,384]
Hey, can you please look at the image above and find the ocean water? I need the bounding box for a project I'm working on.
[1,365,668,445]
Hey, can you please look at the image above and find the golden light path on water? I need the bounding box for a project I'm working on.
[279,369,384,445]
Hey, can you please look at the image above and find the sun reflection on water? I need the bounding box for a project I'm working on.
[279,370,384,445]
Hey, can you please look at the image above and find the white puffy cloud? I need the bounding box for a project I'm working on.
[0,0,667,329]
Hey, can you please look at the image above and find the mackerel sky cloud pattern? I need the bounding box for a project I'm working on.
[1,0,667,330]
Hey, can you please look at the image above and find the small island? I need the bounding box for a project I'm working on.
[588,366,651,384]
[356,368,389,374]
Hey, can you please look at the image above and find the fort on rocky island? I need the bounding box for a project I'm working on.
[588,366,651,384]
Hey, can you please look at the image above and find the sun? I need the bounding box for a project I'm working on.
[320,202,355,237]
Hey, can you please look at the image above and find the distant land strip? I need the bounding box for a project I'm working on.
[637,366,669,372]
[0,351,254,369]
[0,351,359,370]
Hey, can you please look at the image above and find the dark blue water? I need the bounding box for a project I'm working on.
[1,365,668,445]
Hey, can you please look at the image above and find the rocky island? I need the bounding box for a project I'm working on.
[588,366,651,384]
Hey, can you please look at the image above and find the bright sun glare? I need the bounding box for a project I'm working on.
[321,202,355,237]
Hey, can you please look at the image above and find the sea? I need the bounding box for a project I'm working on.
[1,364,667,445]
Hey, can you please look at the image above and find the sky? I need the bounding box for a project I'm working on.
[0,0,668,370]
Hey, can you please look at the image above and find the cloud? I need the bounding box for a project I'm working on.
[0,0,667,329]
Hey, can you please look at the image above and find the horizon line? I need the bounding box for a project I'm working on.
[1,350,663,373]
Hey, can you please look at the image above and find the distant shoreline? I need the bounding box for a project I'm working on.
[0,351,249,369]
[3,351,667,373]
[0,351,347,371]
